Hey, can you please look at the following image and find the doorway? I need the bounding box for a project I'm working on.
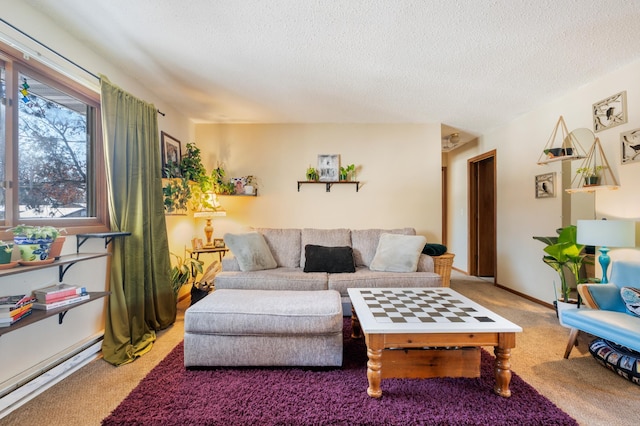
[468,150,496,279]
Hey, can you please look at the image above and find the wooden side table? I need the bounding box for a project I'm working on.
[186,247,229,277]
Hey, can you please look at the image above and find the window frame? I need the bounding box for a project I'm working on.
[0,42,108,239]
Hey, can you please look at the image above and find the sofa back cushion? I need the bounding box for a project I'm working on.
[300,228,351,268]
[253,228,301,268]
[351,228,416,267]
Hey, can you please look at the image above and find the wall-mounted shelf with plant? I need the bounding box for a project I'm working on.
[537,116,588,165]
[566,137,619,193]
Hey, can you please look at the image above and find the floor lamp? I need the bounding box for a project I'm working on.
[576,219,635,283]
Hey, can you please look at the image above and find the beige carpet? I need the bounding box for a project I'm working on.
[2,272,638,426]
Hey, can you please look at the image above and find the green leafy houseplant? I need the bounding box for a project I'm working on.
[163,178,191,214]
[306,166,318,181]
[533,225,589,303]
[169,252,203,298]
[339,164,355,181]
[10,225,63,242]
[576,165,604,186]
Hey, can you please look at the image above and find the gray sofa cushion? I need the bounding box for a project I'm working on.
[328,267,442,298]
[253,228,302,268]
[351,228,416,267]
[215,267,328,291]
[224,232,277,272]
[300,228,351,267]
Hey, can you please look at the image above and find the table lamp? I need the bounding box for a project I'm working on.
[576,219,635,283]
[193,192,226,247]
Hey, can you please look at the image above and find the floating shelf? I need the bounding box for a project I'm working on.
[76,231,131,252]
[565,185,620,194]
[297,181,360,192]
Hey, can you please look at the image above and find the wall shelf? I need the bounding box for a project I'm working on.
[297,181,360,192]
[76,231,131,252]
[0,291,109,337]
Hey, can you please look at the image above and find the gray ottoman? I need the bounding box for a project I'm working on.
[184,289,343,367]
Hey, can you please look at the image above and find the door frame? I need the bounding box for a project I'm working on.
[468,150,497,282]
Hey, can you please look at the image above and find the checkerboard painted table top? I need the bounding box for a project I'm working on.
[348,287,522,334]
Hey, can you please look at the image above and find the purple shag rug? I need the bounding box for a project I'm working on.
[103,319,577,426]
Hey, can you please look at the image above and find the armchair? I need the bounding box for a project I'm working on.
[561,260,640,359]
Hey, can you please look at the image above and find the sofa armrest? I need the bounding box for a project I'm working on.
[432,253,455,288]
[416,254,435,273]
[578,283,626,312]
[221,257,241,272]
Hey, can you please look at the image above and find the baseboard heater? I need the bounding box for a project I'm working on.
[0,335,103,419]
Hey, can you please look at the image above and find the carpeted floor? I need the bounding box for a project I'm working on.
[102,319,577,426]
[2,272,639,425]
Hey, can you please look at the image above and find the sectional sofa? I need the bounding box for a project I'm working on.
[215,227,454,314]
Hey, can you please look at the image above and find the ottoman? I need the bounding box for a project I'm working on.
[184,289,343,367]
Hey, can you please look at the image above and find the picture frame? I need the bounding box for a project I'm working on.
[213,238,225,248]
[317,154,339,182]
[620,128,640,165]
[535,172,555,198]
[593,91,627,133]
[191,238,204,250]
[161,131,182,172]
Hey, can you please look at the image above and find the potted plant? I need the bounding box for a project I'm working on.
[10,225,63,262]
[339,164,355,181]
[169,252,204,299]
[0,241,14,264]
[306,166,318,181]
[534,225,592,324]
[576,165,603,186]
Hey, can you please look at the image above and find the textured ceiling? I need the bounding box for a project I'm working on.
[18,0,640,136]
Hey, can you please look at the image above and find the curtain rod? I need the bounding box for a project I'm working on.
[0,18,165,117]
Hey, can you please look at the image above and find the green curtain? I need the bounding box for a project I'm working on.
[99,75,176,366]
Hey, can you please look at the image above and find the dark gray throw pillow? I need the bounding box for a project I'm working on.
[303,245,356,273]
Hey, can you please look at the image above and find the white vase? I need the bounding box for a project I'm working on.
[555,299,580,328]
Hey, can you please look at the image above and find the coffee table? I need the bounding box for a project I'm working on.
[347,287,522,398]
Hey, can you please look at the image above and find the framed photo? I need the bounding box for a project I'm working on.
[620,128,640,165]
[161,131,182,172]
[191,238,204,250]
[213,238,225,248]
[535,172,555,198]
[317,154,339,182]
[593,91,627,133]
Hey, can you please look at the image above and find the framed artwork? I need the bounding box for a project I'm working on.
[191,238,204,250]
[317,154,339,182]
[161,131,182,171]
[593,91,627,132]
[620,128,640,165]
[213,238,226,248]
[535,172,555,198]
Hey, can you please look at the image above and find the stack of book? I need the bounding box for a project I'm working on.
[0,294,36,327]
[32,283,89,310]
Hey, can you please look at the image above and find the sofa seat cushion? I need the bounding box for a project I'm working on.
[215,268,328,291]
[185,289,342,336]
[561,308,640,352]
[589,338,640,385]
[328,267,442,298]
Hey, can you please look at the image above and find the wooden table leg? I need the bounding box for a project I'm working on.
[493,332,516,398]
[351,307,362,339]
[365,334,383,398]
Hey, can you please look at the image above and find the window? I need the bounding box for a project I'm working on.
[0,44,106,233]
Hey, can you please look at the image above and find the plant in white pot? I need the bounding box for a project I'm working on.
[534,225,591,325]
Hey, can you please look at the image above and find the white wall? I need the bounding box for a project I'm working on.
[447,59,640,304]
[194,123,443,240]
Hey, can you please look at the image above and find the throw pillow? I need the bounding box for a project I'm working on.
[303,245,356,273]
[620,287,640,316]
[422,243,447,256]
[370,233,427,273]
[223,232,277,272]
